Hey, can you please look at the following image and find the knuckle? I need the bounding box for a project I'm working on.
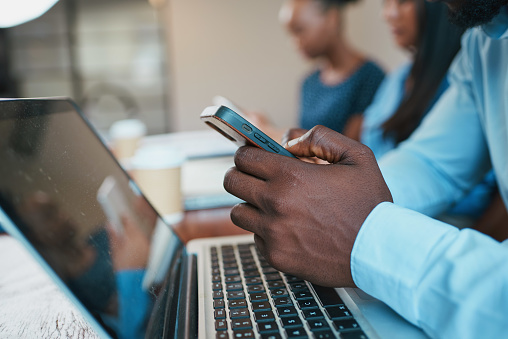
[223,167,239,192]
[229,203,243,225]
[355,143,375,160]
[264,250,284,271]
[234,146,256,165]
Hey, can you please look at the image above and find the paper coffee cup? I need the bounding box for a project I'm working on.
[130,146,186,222]
[109,119,147,160]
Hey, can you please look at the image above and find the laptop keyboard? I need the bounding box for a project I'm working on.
[210,244,368,339]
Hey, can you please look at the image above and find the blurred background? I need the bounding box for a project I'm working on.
[1,0,407,136]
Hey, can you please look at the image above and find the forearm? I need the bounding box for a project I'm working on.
[351,202,508,339]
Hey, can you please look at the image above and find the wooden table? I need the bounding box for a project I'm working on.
[0,207,249,338]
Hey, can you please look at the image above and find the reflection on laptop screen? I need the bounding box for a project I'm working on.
[0,98,184,338]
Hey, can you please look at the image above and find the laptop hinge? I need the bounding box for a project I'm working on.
[174,253,198,338]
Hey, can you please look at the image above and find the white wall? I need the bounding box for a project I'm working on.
[163,0,408,132]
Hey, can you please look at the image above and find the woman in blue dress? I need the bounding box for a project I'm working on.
[246,0,385,140]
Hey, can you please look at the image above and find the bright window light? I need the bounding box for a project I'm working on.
[0,0,59,28]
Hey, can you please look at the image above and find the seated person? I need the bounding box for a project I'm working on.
[223,1,508,337]
[358,0,497,228]
[246,0,385,140]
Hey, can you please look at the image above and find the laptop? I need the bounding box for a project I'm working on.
[0,98,428,339]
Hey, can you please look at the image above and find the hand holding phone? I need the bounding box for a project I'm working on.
[200,105,297,158]
[97,176,133,236]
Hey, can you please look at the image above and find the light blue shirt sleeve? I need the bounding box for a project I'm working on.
[351,202,508,339]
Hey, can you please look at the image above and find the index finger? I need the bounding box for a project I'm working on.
[234,146,299,180]
[284,125,366,165]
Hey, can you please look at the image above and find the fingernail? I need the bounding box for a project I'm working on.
[286,138,299,148]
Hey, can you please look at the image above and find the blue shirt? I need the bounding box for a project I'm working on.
[300,61,385,133]
[361,63,496,221]
[351,6,508,339]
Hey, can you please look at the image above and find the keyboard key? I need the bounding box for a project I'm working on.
[229,299,247,309]
[277,306,297,317]
[311,284,345,307]
[267,281,285,289]
[288,282,307,292]
[213,299,225,309]
[297,299,318,309]
[247,285,265,293]
[215,319,228,331]
[340,330,368,339]
[249,292,268,302]
[245,277,262,285]
[260,333,282,339]
[212,267,221,275]
[225,275,242,283]
[230,308,250,319]
[216,331,229,339]
[314,330,335,338]
[213,291,224,299]
[284,326,307,338]
[325,305,352,319]
[244,271,261,278]
[241,257,255,265]
[214,309,226,319]
[212,275,222,283]
[293,291,313,300]
[269,288,289,298]
[232,319,252,330]
[307,319,330,331]
[284,275,304,283]
[242,263,257,270]
[264,273,282,281]
[273,297,293,307]
[227,291,246,300]
[333,318,361,331]
[224,262,239,269]
[224,269,240,276]
[302,308,324,319]
[281,316,302,328]
[212,282,222,290]
[257,320,279,333]
[223,256,238,264]
[232,329,255,338]
[226,283,243,291]
[254,310,275,322]
[251,301,271,312]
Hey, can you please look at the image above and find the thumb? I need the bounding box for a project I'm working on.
[284,125,362,165]
[281,127,308,146]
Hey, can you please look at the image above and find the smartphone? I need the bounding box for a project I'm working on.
[212,95,244,116]
[200,105,297,158]
[97,175,132,235]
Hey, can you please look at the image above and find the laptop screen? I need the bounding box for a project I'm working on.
[0,98,185,338]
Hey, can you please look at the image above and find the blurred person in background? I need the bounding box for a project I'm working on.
[245,0,385,141]
[355,0,505,234]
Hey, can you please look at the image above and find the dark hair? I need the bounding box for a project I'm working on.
[382,0,465,144]
[314,0,360,10]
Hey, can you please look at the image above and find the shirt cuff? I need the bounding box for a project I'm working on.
[350,202,458,325]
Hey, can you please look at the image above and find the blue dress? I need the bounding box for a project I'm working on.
[300,61,385,133]
[361,63,496,222]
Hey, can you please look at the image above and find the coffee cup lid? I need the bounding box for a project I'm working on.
[130,145,186,169]
[109,119,147,140]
